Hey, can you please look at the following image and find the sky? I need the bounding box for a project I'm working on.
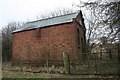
[0,0,80,29]
[0,0,119,29]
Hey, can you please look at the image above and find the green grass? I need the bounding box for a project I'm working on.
[2,70,97,78]
[2,70,62,78]
[3,70,118,78]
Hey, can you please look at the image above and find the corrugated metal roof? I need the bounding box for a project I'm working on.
[13,11,79,33]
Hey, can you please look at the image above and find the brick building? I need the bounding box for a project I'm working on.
[12,10,86,65]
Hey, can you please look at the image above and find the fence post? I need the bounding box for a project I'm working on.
[109,49,112,60]
[19,58,22,71]
[94,53,97,74]
[63,52,70,74]
[118,43,120,78]
[100,50,102,60]
[46,53,49,73]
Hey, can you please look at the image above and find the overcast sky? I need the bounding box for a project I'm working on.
[0,0,118,29]
[0,0,81,29]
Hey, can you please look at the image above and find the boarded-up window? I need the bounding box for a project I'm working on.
[36,28,41,37]
[77,29,80,48]
[81,38,83,45]
[81,38,84,52]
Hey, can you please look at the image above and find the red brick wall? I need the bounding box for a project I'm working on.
[12,22,82,64]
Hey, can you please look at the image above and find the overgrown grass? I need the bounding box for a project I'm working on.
[3,70,117,78]
[70,58,118,75]
[2,70,103,78]
[2,70,58,78]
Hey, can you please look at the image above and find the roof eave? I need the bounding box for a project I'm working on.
[12,21,73,34]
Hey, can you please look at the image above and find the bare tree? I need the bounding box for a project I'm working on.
[2,22,23,62]
[35,8,76,20]
[78,0,120,42]
[76,0,120,52]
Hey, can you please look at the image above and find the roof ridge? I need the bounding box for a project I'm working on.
[27,11,77,24]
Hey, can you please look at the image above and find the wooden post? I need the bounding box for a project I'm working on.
[94,53,97,74]
[109,49,112,60]
[100,50,102,60]
[19,58,22,71]
[46,52,49,73]
[118,43,120,78]
[63,52,70,74]
[46,53,49,67]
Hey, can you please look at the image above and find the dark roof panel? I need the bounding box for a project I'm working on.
[13,11,80,33]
